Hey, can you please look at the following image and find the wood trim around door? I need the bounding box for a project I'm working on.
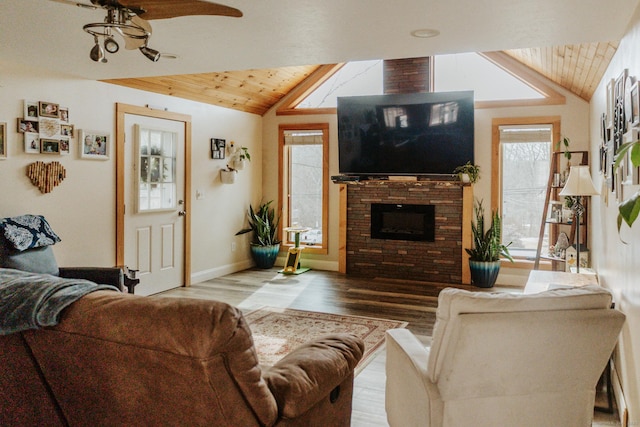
[115,103,193,286]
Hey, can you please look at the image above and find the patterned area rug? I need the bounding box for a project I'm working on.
[244,307,407,373]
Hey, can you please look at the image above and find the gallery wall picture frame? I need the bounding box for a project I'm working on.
[40,138,60,154]
[17,118,39,133]
[24,100,39,121]
[631,81,640,126]
[606,78,615,129]
[79,129,109,160]
[59,107,69,123]
[60,124,74,137]
[211,138,226,159]
[59,137,70,156]
[39,101,60,119]
[24,133,40,153]
[0,122,6,159]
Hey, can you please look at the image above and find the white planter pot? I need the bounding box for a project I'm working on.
[460,173,471,183]
[220,170,236,184]
[234,158,246,170]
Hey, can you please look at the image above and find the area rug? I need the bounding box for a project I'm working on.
[244,307,407,374]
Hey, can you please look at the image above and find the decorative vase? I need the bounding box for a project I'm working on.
[469,260,501,288]
[250,243,280,268]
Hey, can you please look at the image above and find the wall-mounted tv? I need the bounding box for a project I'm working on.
[337,91,474,176]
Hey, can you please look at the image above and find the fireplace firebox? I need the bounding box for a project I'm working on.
[370,203,435,242]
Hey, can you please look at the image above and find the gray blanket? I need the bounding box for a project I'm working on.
[0,268,118,335]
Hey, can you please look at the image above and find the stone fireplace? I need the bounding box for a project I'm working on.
[342,179,472,284]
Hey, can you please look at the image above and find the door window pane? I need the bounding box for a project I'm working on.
[136,126,177,212]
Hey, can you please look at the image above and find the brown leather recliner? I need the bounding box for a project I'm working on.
[0,291,364,426]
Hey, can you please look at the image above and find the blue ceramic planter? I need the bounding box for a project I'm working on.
[250,243,280,269]
[469,260,501,288]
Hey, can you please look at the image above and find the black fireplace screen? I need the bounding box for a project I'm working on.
[370,203,435,242]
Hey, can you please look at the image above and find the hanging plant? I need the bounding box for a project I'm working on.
[614,140,640,232]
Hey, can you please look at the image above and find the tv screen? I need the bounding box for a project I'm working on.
[337,91,474,176]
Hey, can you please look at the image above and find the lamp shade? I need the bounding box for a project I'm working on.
[559,165,599,196]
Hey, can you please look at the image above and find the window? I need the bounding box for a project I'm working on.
[279,124,329,253]
[492,118,560,260]
[136,125,177,212]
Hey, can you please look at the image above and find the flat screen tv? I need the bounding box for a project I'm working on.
[337,91,474,176]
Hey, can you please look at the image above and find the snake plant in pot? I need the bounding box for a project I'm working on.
[236,201,281,268]
[466,199,513,288]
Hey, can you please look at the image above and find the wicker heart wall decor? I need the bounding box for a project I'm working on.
[26,161,66,194]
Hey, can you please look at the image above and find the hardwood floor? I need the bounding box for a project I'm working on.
[158,268,620,426]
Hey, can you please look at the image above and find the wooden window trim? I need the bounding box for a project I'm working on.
[278,123,330,255]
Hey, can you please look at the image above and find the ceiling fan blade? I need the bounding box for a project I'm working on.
[120,15,152,50]
[118,0,243,20]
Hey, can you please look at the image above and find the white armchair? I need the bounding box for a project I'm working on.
[385,286,625,427]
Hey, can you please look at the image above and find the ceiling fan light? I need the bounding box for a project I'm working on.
[140,45,161,62]
[104,36,120,54]
[89,38,107,63]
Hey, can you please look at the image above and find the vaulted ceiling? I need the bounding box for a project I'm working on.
[102,41,620,115]
[1,0,635,114]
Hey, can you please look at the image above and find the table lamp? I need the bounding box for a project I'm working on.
[559,165,599,272]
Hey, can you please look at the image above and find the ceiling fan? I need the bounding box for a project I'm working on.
[50,0,243,63]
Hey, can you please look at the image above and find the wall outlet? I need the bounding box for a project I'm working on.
[231,242,237,252]
[196,189,204,200]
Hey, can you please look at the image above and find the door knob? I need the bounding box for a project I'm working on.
[178,210,186,216]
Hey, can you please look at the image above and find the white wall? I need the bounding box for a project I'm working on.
[0,61,262,281]
[590,4,640,422]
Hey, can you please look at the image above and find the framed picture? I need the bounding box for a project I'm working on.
[24,100,39,120]
[17,118,38,133]
[59,137,70,155]
[79,129,109,160]
[211,138,226,159]
[39,101,60,118]
[606,79,615,129]
[59,107,69,123]
[631,81,640,126]
[0,122,6,159]
[40,138,60,154]
[24,133,40,153]
[60,124,74,137]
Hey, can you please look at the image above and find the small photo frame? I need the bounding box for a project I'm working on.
[39,101,60,118]
[0,122,6,159]
[60,124,74,137]
[631,81,640,126]
[211,138,226,159]
[79,129,109,160]
[17,118,39,133]
[40,138,60,154]
[24,133,40,153]
[59,137,70,155]
[24,100,39,120]
[59,107,69,123]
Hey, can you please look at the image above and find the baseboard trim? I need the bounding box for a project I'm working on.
[612,360,629,427]
[191,259,339,284]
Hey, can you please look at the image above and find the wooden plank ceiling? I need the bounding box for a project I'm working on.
[102,65,321,115]
[504,41,619,101]
[103,42,618,115]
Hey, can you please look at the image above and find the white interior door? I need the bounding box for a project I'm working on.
[123,114,185,295]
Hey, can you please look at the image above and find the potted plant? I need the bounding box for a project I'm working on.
[231,145,251,170]
[453,162,480,184]
[220,165,237,184]
[236,200,281,268]
[466,199,513,288]
[614,139,640,233]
